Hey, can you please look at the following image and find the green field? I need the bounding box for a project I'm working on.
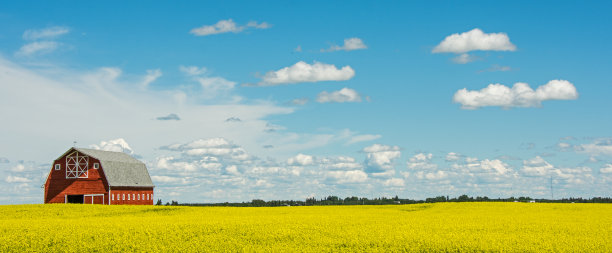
[1,203,610,252]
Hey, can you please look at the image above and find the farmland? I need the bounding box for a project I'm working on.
[1,203,610,252]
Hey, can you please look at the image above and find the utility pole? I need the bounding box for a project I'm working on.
[550,175,554,200]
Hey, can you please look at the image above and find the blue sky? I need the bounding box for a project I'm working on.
[1,1,611,204]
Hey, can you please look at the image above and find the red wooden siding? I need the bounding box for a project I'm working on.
[44,150,154,205]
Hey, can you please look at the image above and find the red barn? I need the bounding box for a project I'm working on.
[44,147,155,205]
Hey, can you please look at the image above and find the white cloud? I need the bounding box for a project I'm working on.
[319,156,362,170]
[577,139,612,156]
[287,154,314,166]
[445,152,461,162]
[23,26,70,40]
[479,159,511,175]
[452,53,478,64]
[151,175,185,184]
[407,153,437,170]
[256,61,355,86]
[522,156,553,176]
[324,38,367,52]
[363,144,401,173]
[327,170,368,183]
[90,138,134,155]
[6,175,31,183]
[179,65,207,76]
[432,28,516,54]
[163,138,250,161]
[383,178,405,187]
[190,19,270,36]
[16,41,60,56]
[142,69,162,88]
[316,87,362,103]
[453,80,578,109]
[601,164,612,174]
[415,170,448,180]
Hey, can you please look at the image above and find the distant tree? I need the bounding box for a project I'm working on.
[156,199,162,206]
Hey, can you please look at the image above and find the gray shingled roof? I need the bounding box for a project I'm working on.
[58,148,154,188]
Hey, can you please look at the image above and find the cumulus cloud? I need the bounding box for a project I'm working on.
[407,153,437,170]
[432,28,516,54]
[453,79,578,109]
[287,154,314,166]
[90,138,134,155]
[319,156,362,170]
[16,41,60,56]
[324,38,367,52]
[256,61,355,86]
[316,87,362,103]
[327,170,368,183]
[190,19,270,36]
[383,178,405,187]
[576,139,612,156]
[445,152,461,162]
[363,144,401,173]
[0,157,8,163]
[162,138,249,161]
[522,156,553,176]
[156,113,180,121]
[601,164,612,174]
[415,170,448,180]
[6,175,31,183]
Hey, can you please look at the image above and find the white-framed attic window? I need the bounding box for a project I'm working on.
[93,163,99,169]
[55,164,60,170]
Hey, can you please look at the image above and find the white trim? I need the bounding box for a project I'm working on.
[83,194,105,204]
[64,194,67,204]
[109,188,112,205]
[93,163,99,169]
[55,164,60,170]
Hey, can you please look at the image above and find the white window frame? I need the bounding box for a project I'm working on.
[111,194,114,201]
[122,194,125,200]
[137,194,140,200]
[93,163,99,169]
[55,164,60,170]
[128,194,130,201]
[146,194,149,200]
[66,151,88,179]
[132,194,135,200]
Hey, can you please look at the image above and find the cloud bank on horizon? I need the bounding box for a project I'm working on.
[1,1,611,204]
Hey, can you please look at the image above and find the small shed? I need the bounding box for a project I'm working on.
[44,147,155,205]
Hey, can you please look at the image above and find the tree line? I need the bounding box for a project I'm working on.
[156,195,612,207]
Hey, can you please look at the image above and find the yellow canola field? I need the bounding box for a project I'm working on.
[0,202,610,252]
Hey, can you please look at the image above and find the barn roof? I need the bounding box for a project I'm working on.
[58,148,155,188]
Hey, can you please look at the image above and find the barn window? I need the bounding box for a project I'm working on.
[111,194,114,201]
[66,151,88,179]
[132,194,135,200]
[122,194,125,200]
[138,194,140,200]
[93,163,99,169]
[55,164,60,170]
[128,194,130,201]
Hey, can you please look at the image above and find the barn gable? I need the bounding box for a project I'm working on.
[55,148,154,188]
